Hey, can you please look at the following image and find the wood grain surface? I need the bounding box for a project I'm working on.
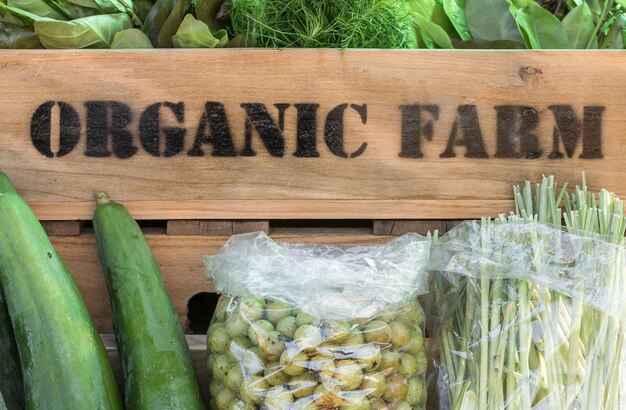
[1,50,623,220]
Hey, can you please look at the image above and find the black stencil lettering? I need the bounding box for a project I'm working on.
[240,103,286,157]
[440,105,489,158]
[139,102,186,157]
[85,101,136,159]
[293,104,320,157]
[548,105,605,159]
[188,102,236,157]
[494,105,541,159]
[399,104,439,158]
[31,101,80,158]
[324,103,368,159]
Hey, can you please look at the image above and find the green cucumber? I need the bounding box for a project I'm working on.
[0,173,24,410]
[93,192,204,410]
[0,187,122,409]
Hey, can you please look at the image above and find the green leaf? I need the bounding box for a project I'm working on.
[0,19,42,47]
[110,27,152,47]
[411,0,457,38]
[171,13,227,47]
[156,0,190,47]
[509,0,570,49]
[563,3,595,48]
[194,0,223,32]
[617,0,626,8]
[34,12,131,48]
[412,11,454,48]
[465,0,523,42]
[443,0,471,40]
[131,0,151,22]
[451,38,524,48]
[600,16,625,49]
[8,0,65,19]
[143,0,175,46]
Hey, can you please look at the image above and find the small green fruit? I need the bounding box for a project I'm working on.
[209,379,225,400]
[288,372,318,398]
[341,331,366,347]
[399,353,419,378]
[265,301,293,324]
[264,362,290,386]
[240,298,266,321]
[259,331,286,361]
[241,347,267,376]
[415,350,427,375]
[313,384,343,408]
[383,374,408,402]
[211,354,232,380]
[360,372,386,399]
[406,377,426,405]
[354,344,382,372]
[240,375,270,405]
[280,350,308,376]
[295,309,317,327]
[262,385,294,409]
[276,316,299,339]
[294,325,323,350]
[225,364,244,391]
[363,321,391,344]
[389,322,412,350]
[216,388,237,409]
[208,325,231,354]
[321,320,351,343]
[380,349,401,371]
[404,327,425,355]
[248,319,275,346]
[330,359,364,391]
[227,336,253,362]
[226,314,250,337]
[394,402,412,410]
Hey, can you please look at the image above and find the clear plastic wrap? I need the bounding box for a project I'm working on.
[204,232,432,409]
[431,220,626,410]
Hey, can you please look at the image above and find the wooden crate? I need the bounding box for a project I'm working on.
[1,49,625,404]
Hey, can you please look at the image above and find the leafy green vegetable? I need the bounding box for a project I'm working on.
[34,12,131,48]
[465,0,523,43]
[509,0,570,49]
[563,2,596,48]
[142,0,174,45]
[451,38,525,48]
[194,0,223,31]
[0,19,42,47]
[230,0,417,48]
[412,11,454,48]
[156,0,189,47]
[171,13,226,47]
[110,27,151,47]
[8,0,65,20]
[443,0,470,40]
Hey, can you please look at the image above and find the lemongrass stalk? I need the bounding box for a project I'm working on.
[478,217,490,410]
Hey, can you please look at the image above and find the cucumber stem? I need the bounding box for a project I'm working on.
[95,192,111,206]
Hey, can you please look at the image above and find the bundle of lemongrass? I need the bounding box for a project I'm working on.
[434,175,626,410]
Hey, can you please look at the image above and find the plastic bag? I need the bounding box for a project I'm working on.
[430,220,626,410]
[204,232,432,409]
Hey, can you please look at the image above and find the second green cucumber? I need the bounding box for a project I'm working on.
[93,192,203,409]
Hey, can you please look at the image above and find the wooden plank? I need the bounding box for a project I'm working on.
[41,220,82,236]
[374,220,446,236]
[1,50,624,220]
[51,233,392,333]
[166,220,233,235]
[373,220,394,235]
[26,199,514,221]
[232,220,269,234]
